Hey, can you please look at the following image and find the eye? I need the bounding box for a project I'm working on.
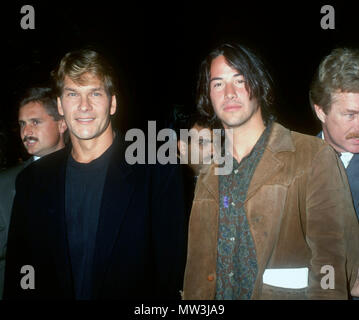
[212,81,223,89]
[32,120,39,126]
[198,139,211,147]
[234,78,245,87]
[346,113,354,119]
[92,91,102,97]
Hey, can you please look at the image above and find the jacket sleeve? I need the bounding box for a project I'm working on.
[3,169,34,299]
[150,163,187,300]
[306,144,359,299]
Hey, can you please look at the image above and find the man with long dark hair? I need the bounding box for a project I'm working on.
[183,43,359,299]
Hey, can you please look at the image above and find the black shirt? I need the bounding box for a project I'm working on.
[65,141,115,299]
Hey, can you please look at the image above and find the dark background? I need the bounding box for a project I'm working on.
[1,1,358,167]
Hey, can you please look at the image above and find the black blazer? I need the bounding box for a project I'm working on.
[3,137,187,300]
[0,158,33,299]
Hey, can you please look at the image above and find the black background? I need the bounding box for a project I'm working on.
[1,1,359,166]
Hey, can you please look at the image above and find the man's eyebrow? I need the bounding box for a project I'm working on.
[209,73,243,82]
[90,87,105,91]
[345,108,359,113]
[18,118,41,123]
[64,87,104,91]
[210,77,223,83]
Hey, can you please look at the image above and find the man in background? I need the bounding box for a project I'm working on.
[0,87,67,299]
[310,47,359,220]
[177,114,214,180]
[175,111,215,230]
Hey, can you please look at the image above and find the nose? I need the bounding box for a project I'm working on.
[225,83,236,100]
[23,123,33,137]
[78,96,93,112]
[355,114,359,128]
[351,114,359,133]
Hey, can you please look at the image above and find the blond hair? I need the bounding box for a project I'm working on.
[53,49,117,97]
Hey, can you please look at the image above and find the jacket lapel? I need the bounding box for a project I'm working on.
[246,123,296,297]
[45,148,74,297]
[198,123,295,229]
[246,123,294,205]
[91,138,136,297]
[198,164,219,203]
[200,123,294,204]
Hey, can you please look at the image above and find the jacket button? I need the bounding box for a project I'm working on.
[207,275,215,281]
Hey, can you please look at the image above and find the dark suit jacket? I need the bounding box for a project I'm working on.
[3,138,187,300]
[347,153,359,219]
[0,158,33,299]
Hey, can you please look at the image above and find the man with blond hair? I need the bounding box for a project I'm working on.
[310,47,359,220]
[310,47,359,298]
[4,48,186,300]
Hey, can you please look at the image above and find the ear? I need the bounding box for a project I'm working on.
[57,97,64,116]
[110,95,117,115]
[178,139,188,158]
[314,104,327,123]
[58,118,67,134]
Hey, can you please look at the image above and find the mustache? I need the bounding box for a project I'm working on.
[346,132,359,140]
[23,136,38,143]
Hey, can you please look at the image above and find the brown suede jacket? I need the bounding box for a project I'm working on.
[183,122,359,300]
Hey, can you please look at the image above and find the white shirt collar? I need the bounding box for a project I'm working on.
[33,156,41,161]
[320,132,353,168]
[340,152,354,169]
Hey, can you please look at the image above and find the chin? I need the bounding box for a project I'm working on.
[341,142,359,153]
[74,130,96,140]
[348,147,359,154]
[26,149,36,155]
[223,121,244,129]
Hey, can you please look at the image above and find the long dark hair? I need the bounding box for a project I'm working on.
[197,43,275,126]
